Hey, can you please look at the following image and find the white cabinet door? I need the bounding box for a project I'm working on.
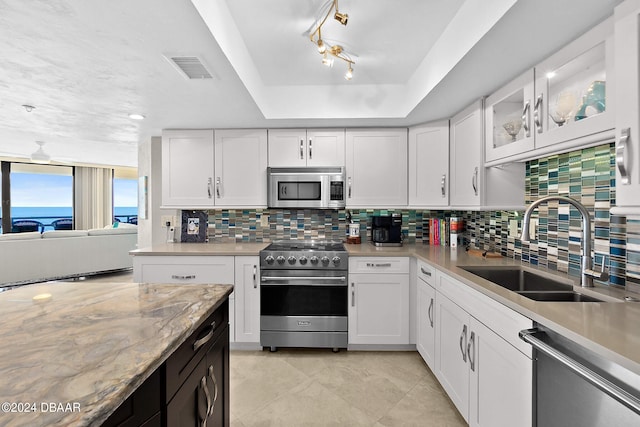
[306,129,345,167]
[469,318,532,427]
[613,0,640,215]
[228,291,236,344]
[348,273,409,345]
[435,292,470,423]
[416,277,436,370]
[267,129,307,167]
[408,121,449,207]
[345,129,408,207]
[161,129,215,208]
[268,129,345,167]
[234,256,260,343]
[449,101,482,209]
[214,129,267,207]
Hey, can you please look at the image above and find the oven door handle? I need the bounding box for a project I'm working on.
[261,276,347,284]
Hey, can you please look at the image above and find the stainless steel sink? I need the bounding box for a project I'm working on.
[461,266,604,302]
[461,266,573,292]
[516,291,603,302]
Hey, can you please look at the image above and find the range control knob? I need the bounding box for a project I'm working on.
[265,255,275,265]
[287,256,297,265]
[310,256,319,265]
[320,256,330,266]
[276,255,286,265]
[332,256,342,266]
[299,256,308,265]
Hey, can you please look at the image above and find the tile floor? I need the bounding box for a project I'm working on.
[230,349,466,427]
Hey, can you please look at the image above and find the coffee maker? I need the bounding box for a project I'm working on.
[371,214,403,247]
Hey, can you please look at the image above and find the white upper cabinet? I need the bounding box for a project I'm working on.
[612,0,640,215]
[485,18,615,166]
[214,129,268,207]
[450,100,525,210]
[533,18,614,152]
[345,129,408,207]
[162,129,215,208]
[485,70,536,164]
[162,129,267,208]
[268,129,345,167]
[409,121,450,208]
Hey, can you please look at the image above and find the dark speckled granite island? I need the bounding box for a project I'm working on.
[0,281,232,427]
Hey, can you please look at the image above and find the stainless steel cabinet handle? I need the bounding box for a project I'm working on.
[193,321,216,351]
[300,139,304,159]
[616,128,630,185]
[262,276,346,282]
[351,282,355,307]
[520,328,640,414]
[348,177,352,198]
[207,177,213,199]
[216,177,221,198]
[441,174,446,197]
[199,376,210,427]
[427,298,434,328]
[467,331,476,371]
[534,94,543,134]
[471,167,478,196]
[309,139,312,159]
[253,265,257,289]
[460,324,468,362]
[522,100,531,138]
[207,365,219,416]
[420,267,432,276]
[366,262,392,268]
[172,274,196,280]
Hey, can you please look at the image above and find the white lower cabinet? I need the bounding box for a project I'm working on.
[233,256,260,344]
[432,270,533,426]
[348,257,410,346]
[416,262,436,370]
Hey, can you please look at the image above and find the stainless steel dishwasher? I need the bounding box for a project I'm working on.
[520,327,640,426]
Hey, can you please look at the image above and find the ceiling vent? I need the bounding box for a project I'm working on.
[165,56,216,80]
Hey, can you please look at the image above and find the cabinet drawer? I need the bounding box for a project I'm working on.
[165,302,228,403]
[416,259,435,285]
[349,257,409,274]
[137,256,234,284]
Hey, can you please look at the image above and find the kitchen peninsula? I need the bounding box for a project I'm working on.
[0,281,232,427]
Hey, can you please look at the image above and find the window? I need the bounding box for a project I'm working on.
[10,164,73,232]
[113,168,138,224]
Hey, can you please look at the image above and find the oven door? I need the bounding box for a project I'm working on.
[260,270,348,317]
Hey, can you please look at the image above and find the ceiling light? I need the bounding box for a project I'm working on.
[546,71,556,79]
[345,65,353,80]
[22,104,35,113]
[309,0,355,78]
[128,113,145,120]
[31,141,51,164]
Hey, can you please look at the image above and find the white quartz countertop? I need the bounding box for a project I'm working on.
[131,241,268,256]
[0,281,232,427]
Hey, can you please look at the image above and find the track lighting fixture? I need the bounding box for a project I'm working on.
[309,0,354,79]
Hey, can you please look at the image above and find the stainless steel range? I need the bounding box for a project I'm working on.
[260,240,348,352]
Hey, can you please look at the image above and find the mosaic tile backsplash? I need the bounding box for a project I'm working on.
[206,142,634,290]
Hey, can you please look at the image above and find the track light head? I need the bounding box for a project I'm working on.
[334,11,348,25]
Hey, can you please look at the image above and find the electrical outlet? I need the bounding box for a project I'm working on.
[509,219,518,238]
[161,215,173,227]
[260,215,269,227]
[530,218,538,240]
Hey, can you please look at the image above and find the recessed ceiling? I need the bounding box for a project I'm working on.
[0,0,623,168]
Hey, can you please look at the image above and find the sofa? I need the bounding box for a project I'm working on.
[0,224,138,286]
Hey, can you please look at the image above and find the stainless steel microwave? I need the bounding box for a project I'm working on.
[267,167,346,209]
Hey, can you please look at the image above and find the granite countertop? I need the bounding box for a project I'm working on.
[0,281,232,427]
[131,241,268,256]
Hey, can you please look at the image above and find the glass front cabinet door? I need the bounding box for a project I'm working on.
[485,69,536,163]
[533,18,614,150]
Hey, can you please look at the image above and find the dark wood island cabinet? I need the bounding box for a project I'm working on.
[104,301,230,427]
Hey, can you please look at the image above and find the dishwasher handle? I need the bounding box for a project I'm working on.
[519,328,640,415]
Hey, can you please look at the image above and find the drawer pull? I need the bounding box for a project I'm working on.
[172,274,196,280]
[420,267,432,276]
[366,263,392,268]
[199,376,210,427]
[193,321,216,351]
[207,365,219,416]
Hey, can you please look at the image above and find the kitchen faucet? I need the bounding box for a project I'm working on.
[521,195,608,287]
